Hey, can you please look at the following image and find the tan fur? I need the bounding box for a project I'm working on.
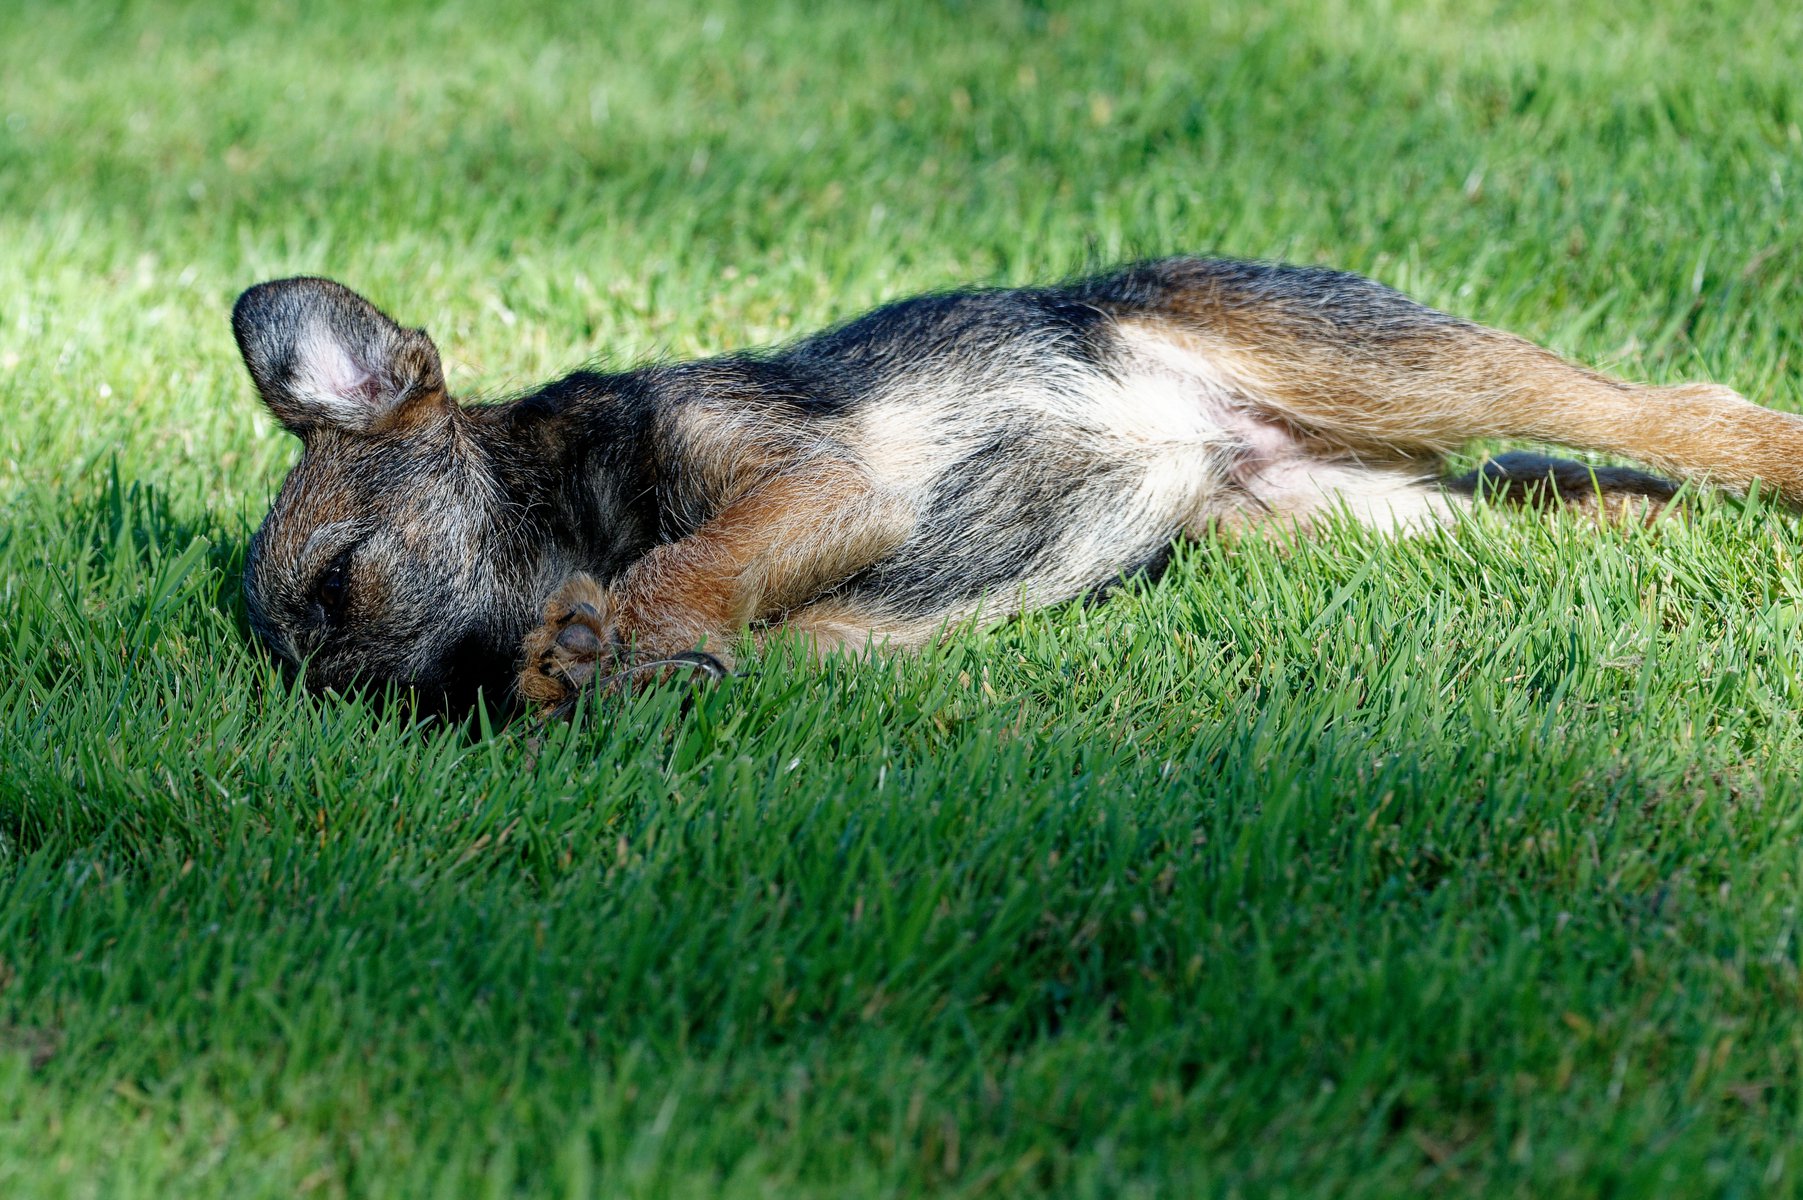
[767,599,951,656]
[1118,312,1803,502]
[517,460,915,702]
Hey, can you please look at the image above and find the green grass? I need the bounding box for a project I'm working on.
[5,0,1803,1194]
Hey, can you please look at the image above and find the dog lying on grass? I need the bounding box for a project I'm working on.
[232,257,1790,713]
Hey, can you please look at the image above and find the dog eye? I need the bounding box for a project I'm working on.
[315,562,349,619]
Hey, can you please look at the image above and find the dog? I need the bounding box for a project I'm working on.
[231,257,1801,712]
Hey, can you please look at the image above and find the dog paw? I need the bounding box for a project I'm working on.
[516,573,734,715]
[517,573,621,709]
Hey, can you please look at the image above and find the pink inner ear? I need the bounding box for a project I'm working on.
[301,328,380,407]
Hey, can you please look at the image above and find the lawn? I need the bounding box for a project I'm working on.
[4,0,1803,1194]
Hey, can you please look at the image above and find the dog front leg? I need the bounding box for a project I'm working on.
[517,461,911,711]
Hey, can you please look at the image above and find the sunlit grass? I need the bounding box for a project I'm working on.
[3,0,1803,1194]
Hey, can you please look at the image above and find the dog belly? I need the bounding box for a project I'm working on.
[819,353,1243,627]
[800,323,1459,643]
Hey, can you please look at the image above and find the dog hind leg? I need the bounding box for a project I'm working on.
[1083,259,1803,504]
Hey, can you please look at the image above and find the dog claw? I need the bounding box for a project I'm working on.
[590,650,732,691]
[670,650,730,681]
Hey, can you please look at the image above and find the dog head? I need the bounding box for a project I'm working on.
[233,278,532,705]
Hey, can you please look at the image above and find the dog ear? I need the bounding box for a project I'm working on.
[232,277,449,437]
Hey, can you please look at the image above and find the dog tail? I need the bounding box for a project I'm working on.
[1442,450,1680,518]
